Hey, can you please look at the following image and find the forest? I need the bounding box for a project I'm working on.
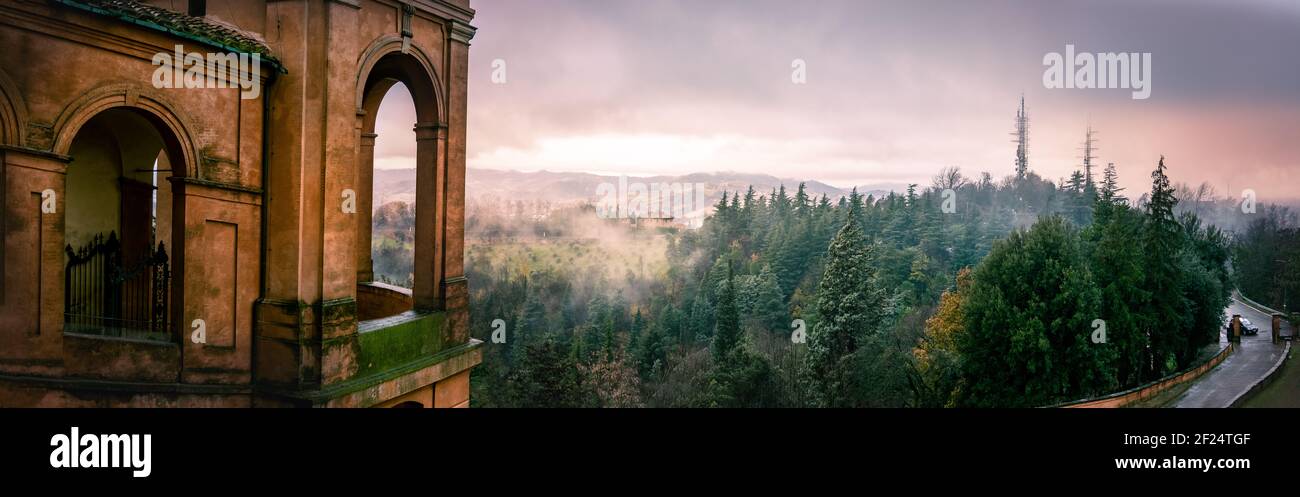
[370,158,1295,407]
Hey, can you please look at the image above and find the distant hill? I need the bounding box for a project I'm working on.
[373,167,903,214]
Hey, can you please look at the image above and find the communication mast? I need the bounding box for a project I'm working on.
[1080,124,1098,191]
[1012,96,1030,179]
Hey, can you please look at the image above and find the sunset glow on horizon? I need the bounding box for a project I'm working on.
[367,0,1300,200]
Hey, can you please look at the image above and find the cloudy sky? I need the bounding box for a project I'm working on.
[374,0,1300,199]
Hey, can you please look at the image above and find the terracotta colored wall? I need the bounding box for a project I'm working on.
[0,0,479,407]
[258,0,477,395]
[1059,343,1234,408]
[356,282,415,322]
[0,0,267,398]
[374,384,433,408]
[434,370,470,408]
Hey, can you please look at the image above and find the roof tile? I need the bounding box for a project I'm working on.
[57,0,278,64]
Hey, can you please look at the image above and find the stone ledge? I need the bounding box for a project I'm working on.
[256,338,482,406]
[0,372,251,395]
[1053,342,1234,408]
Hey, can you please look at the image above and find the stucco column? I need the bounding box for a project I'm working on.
[0,147,70,366]
[440,20,474,346]
[1273,313,1282,343]
[357,132,377,283]
[257,0,363,389]
[412,122,444,310]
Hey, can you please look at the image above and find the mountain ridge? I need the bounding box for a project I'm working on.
[373,167,905,209]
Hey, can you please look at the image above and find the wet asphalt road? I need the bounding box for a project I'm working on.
[1171,296,1293,408]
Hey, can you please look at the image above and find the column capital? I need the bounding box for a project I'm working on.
[449,19,477,45]
[413,122,447,141]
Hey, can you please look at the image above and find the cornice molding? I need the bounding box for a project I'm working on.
[449,18,476,45]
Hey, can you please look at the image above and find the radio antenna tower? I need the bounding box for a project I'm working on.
[1012,95,1030,179]
[1080,124,1098,191]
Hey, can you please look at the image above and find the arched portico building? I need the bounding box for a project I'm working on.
[0,0,479,407]
[355,41,448,319]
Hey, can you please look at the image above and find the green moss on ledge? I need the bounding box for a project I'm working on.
[356,311,444,377]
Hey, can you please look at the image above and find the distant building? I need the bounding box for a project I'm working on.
[0,0,480,407]
[625,216,680,230]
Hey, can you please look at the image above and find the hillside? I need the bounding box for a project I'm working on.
[373,167,902,218]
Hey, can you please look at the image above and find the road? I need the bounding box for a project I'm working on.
[1169,294,1292,408]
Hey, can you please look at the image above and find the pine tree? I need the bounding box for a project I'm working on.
[633,322,667,380]
[689,293,713,343]
[775,223,808,297]
[507,339,589,407]
[805,215,885,406]
[712,262,742,364]
[1142,156,1191,375]
[751,264,788,333]
[627,308,646,362]
[513,287,548,359]
[740,186,757,243]
[1094,162,1126,223]
[794,182,811,218]
[1059,170,1091,226]
[705,256,731,303]
[1101,162,1123,202]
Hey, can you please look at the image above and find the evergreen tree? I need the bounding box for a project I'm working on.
[689,293,713,343]
[794,182,811,218]
[750,264,788,333]
[1085,204,1150,386]
[634,322,667,379]
[805,215,886,406]
[507,339,590,407]
[512,286,548,359]
[957,216,1112,407]
[1180,214,1231,353]
[1099,163,1125,205]
[712,262,742,364]
[627,308,647,366]
[775,223,809,297]
[1142,156,1191,374]
[1064,170,1092,226]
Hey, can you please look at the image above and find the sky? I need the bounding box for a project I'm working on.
[374,0,1300,200]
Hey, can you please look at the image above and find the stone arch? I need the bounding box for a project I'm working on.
[0,67,26,146]
[355,36,445,129]
[354,36,447,313]
[55,86,198,343]
[51,84,200,179]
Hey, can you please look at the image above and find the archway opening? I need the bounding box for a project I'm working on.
[355,50,441,322]
[370,82,417,289]
[63,107,180,341]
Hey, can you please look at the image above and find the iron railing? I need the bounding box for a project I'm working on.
[64,232,171,341]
